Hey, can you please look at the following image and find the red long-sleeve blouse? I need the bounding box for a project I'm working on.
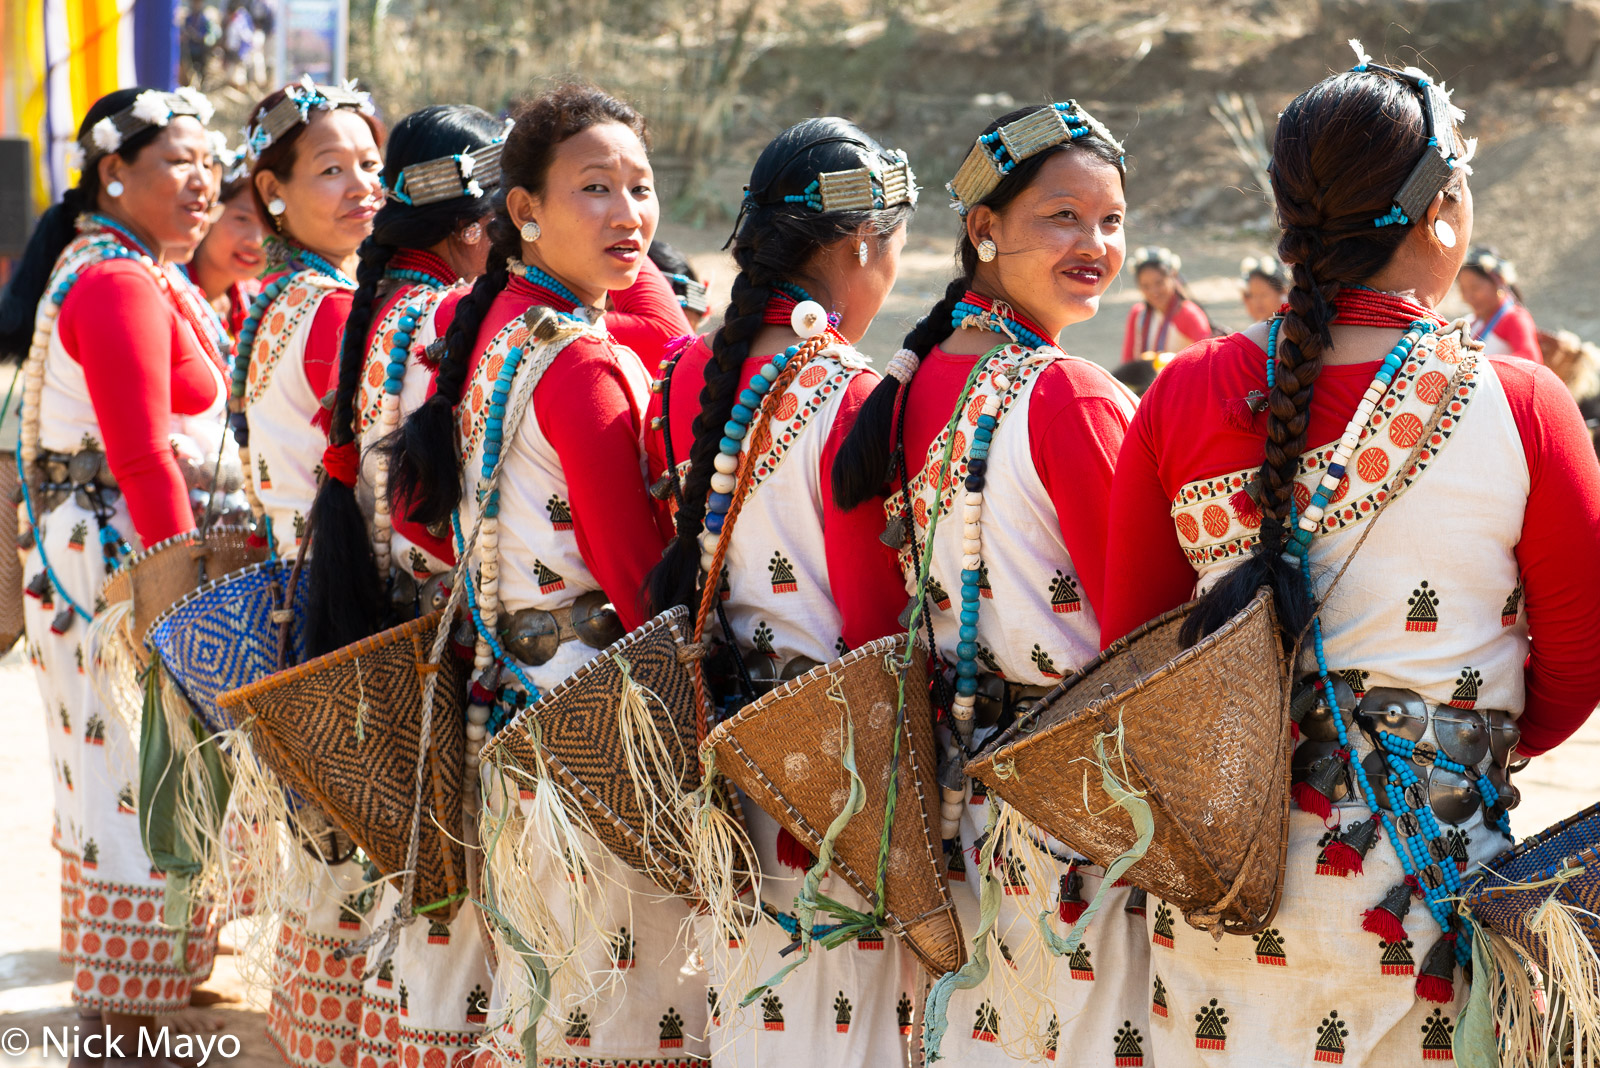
[606,258,692,365]
[1101,331,1600,757]
[646,336,907,649]
[1121,297,1212,363]
[902,345,1132,620]
[56,257,226,545]
[462,273,672,630]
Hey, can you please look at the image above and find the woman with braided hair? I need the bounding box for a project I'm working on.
[232,80,389,1068]
[1101,49,1600,1066]
[0,85,229,1055]
[287,102,505,1068]
[303,103,503,658]
[382,83,690,1066]
[830,102,1144,1065]
[641,117,915,1063]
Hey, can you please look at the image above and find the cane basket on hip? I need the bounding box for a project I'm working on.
[966,587,1293,935]
[216,608,471,920]
[477,605,734,899]
[704,634,966,977]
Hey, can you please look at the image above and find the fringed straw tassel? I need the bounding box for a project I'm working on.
[1527,895,1600,1065]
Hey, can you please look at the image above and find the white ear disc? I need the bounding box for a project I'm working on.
[791,300,828,339]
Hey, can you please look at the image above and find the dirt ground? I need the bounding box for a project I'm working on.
[2,631,1596,1062]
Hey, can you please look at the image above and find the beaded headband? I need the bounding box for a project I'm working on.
[947,100,1125,215]
[245,76,374,159]
[1462,246,1516,287]
[663,272,710,314]
[1133,245,1181,274]
[759,151,919,214]
[385,139,506,206]
[68,88,215,171]
[1347,40,1476,228]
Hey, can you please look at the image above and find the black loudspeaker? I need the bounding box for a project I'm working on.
[0,138,36,258]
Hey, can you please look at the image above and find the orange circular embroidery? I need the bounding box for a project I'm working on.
[1414,370,1449,405]
[1201,504,1230,539]
[774,392,799,421]
[1175,513,1200,544]
[366,361,383,388]
[269,310,286,334]
[1293,481,1312,512]
[287,285,307,306]
[485,351,505,383]
[1387,412,1424,449]
[798,364,827,389]
[1356,446,1390,483]
[967,395,986,425]
[506,327,530,350]
[1331,474,1351,503]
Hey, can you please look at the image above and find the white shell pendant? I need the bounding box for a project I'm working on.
[790,300,829,339]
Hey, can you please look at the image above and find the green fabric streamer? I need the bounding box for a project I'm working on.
[922,799,1002,1062]
[137,660,231,972]
[1037,724,1155,956]
[1452,922,1498,1068]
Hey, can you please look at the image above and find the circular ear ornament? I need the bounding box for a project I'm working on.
[1433,219,1456,249]
[791,300,829,339]
[520,220,541,242]
[977,239,998,263]
[267,197,287,216]
[106,180,125,198]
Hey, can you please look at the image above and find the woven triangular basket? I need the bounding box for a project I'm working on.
[216,609,470,919]
[478,605,722,899]
[146,559,309,735]
[1465,802,1600,973]
[704,635,965,977]
[966,588,1292,935]
[102,527,266,672]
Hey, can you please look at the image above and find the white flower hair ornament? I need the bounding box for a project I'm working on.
[174,86,216,125]
[63,141,85,173]
[91,117,122,155]
[130,90,173,127]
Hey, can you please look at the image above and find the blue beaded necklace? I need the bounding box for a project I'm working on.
[949,291,1053,352]
[1266,317,1496,971]
[508,258,583,312]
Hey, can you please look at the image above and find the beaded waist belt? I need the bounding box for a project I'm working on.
[1291,677,1520,829]
[497,589,623,667]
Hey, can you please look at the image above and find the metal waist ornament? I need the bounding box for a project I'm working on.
[1346,40,1477,228]
[946,100,1125,215]
[385,139,507,206]
[69,87,214,171]
[245,76,374,159]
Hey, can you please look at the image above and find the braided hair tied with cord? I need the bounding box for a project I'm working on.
[1180,56,1475,648]
[302,105,504,658]
[644,117,916,619]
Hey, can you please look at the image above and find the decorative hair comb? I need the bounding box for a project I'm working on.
[947,100,1124,215]
[1462,246,1516,286]
[385,140,506,206]
[68,87,214,171]
[662,272,710,314]
[245,76,374,159]
[1348,40,1476,228]
[764,150,919,214]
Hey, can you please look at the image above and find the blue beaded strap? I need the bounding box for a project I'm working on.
[231,272,304,407]
[385,301,426,397]
[1267,317,1480,962]
[451,509,541,705]
[702,283,821,539]
[950,300,1050,352]
[284,244,355,287]
[16,449,95,623]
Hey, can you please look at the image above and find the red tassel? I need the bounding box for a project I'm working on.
[1059,899,1087,923]
[1222,397,1260,432]
[1361,908,1409,943]
[1289,721,1300,742]
[1292,780,1333,820]
[776,827,814,872]
[1323,839,1364,877]
[1415,973,1454,1004]
[1228,489,1261,526]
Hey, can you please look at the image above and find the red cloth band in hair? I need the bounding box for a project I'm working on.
[322,442,360,488]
